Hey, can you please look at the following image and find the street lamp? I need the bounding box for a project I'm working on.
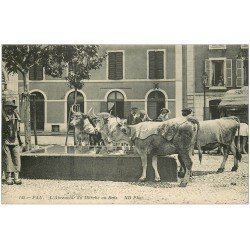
[202,72,208,120]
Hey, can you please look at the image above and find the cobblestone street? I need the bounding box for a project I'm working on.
[2,153,248,204]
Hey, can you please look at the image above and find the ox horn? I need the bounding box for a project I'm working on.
[92,107,98,118]
[70,105,77,114]
[146,113,152,121]
[87,107,93,115]
[116,116,122,126]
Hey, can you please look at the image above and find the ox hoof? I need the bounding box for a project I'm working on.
[231,166,238,172]
[178,171,185,179]
[179,182,188,188]
[138,178,146,182]
[154,177,161,182]
[217,168,224,174]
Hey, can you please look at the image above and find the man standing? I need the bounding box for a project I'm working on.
[181,108,192,117]
[127,107,140,125]
[2,101,22,185]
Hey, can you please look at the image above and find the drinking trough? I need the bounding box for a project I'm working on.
[20,145,178,182]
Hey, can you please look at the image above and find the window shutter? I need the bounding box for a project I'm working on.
[225,59,232,87]
[115,52,123,80]
[36,65,43,80]
[155,51,164,79]
[108,52,116,80]
[29,67,35,80]
[100,101,107,112]
[205,59,212,86]
[148,51,156,79]
[236,59,244,87]
[123,101,131,118]
[29,65,43,80]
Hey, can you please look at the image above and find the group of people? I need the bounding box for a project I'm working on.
[126,106,192,125]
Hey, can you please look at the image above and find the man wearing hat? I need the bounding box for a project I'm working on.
[182,108,192,117]
[127,107,140,125]
[156,108,170,121]
[2,100,22,185]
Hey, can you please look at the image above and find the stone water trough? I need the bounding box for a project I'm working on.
[20,145,178,182]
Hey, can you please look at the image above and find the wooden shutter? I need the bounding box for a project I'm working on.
[100,101,107,112]
[29,66,35,80]
[205,59,212,86]
[148,51,156,79]
[115,52,123,80]
[108,52,116,80]
[36,65,43,80]
[123,101,131,118]
[236,59,244,87]
[155,51,164,79]
[225,59,232,87]
[29,65,43,80]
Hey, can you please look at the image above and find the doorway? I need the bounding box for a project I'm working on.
[30,92,45,131]
[147,91,165,119]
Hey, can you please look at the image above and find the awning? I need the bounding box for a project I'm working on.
[218,86,248,109]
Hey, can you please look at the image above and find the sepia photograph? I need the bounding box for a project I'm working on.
[1,44,249,204]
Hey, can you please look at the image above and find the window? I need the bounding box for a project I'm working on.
[108,52,123,80]
[29,65,43,80]
[107,91,124,118]
[205,59,232,87]
[148,50,164,79]
[212,60,224,86]
[244,59,249,86]
[236,58,249,87]
[241,45,249,49]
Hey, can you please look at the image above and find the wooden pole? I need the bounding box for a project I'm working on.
[23,72,32,151]
[73,87,77,145]
[32,95,38,145]
[65,108,72,146]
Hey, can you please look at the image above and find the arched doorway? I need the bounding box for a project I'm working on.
[147,90,165,119]
[30,91,45,131]
[107,91,124,118]
[67,91,85,123]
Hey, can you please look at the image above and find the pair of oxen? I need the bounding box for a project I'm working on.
[70,107,241,187]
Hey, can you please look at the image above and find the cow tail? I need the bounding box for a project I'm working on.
[196,124,202,163]
[236,123,242,162]
[186,117,202,163]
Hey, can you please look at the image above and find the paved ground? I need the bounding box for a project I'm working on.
[2,153,248,204]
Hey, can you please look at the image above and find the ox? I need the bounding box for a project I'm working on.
[70,109,98,146]
[95,113,202,187]
[198,116,241,173]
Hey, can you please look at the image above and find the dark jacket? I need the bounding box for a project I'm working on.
[127,114,141,125]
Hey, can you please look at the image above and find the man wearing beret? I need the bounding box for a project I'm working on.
[2,101,22,185]
[181,108,193,117]
[127,107,140,125]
